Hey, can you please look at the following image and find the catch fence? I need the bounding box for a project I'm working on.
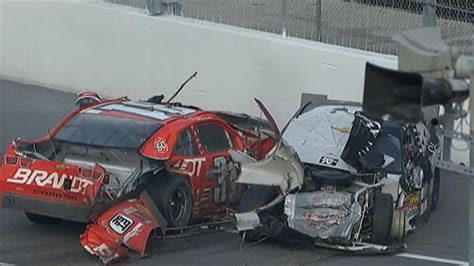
[103,0,473,55]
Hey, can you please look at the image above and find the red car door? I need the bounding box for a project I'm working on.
[192,122,242,216]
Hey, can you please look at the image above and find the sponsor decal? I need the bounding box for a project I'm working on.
[109,214,134,234]
[7,168,93,195]
[123,223,143,242]
[303,210,339,226]
[319,156,339,166]
[211,156,240,204]
[171,158,205,177]
[33,189,78,201]
[403,193,420,211]
[154,138,168,154]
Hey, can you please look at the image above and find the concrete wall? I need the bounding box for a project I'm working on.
[0,0,397,126]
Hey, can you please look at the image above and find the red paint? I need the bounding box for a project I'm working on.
[0,147,108,207]
[80,192,164,264]
[0,98,272,219]
[0,97,277,263]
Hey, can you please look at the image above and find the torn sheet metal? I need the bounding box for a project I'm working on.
[80,191,166,264]
[232,140,304,193]
[229,150,257,164]
[284,191,361,239]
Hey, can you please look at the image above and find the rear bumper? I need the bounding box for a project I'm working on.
[1,193,93,222]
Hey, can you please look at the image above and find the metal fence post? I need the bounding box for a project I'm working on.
[281,0,287,37]
[315,0,322,42]
[422,0,437,27]
[443,105,454,161]
[147,0,182,16]
[147,0,163,15]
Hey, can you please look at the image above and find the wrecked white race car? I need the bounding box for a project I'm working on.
[232,101,441,253]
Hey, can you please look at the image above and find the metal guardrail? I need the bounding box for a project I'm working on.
[102,0,473,56]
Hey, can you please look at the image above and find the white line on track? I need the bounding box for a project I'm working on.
[396,253,469,265]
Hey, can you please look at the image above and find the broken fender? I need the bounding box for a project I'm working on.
[231,140,304,193]
[80,191,167,264]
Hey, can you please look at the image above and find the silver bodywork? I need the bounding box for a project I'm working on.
[232,140,304,193]
[283,105,360,172]
[233,102,439,253]
[284,191,362,239]
[232,140,304,231]
[232,106,368,239]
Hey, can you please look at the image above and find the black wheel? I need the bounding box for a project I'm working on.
[431,167,440,211]
[371,193,394,245]
[238,185,278,242]
[25,212,60,224]
[146,173,192,228]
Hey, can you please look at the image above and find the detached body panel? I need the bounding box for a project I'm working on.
[80,192,166,264]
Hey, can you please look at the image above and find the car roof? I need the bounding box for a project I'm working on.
[82,100,200,122]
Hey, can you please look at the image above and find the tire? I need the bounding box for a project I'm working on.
[371,193,394,245]
[25,212,60,224]
[238,185,278,242]
[146,173,192,228]
[431,167,440,211]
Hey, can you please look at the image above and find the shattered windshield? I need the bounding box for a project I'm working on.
[54,113,162,149]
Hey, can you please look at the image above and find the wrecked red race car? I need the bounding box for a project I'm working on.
[0,79,275,263]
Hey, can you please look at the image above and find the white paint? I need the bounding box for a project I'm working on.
[397,253,469,265]
[0,0,396,128]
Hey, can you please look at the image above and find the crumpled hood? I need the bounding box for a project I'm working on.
[283,105,361,172]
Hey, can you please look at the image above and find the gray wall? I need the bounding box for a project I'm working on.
[0,0,397,126]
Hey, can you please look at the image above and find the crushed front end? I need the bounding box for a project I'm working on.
[232,103,407,254]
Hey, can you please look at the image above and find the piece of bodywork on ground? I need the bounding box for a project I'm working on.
[80,191,167,264]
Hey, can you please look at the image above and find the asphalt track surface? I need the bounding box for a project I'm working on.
[0,79,469,265]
